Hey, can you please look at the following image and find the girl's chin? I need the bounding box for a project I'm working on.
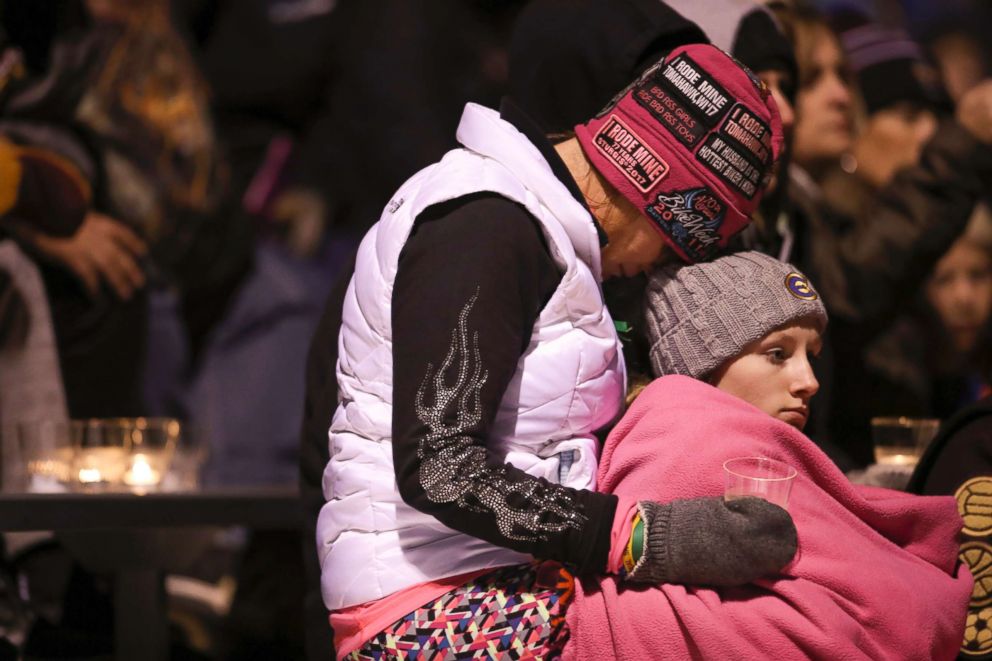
[778,410,807,431]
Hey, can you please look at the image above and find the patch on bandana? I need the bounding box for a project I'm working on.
[591,115,670,193]
[645,187,726,262]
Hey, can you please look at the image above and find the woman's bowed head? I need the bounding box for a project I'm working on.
[561,43,785,279]
[644,251,828,430]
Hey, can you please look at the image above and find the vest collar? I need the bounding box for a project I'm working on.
[498,98,609,249]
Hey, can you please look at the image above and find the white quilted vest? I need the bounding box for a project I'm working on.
[318,103,625,610]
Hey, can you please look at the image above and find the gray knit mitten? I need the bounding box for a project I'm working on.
[626,497,797,586]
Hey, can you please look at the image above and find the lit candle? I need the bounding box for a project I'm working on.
[875,452,918,467]
[78,467,104,483]
[124,453,161,487]
[74,447,128,486]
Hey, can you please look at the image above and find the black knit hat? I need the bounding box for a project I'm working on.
[832,10,948,115]
[508,0,708,133]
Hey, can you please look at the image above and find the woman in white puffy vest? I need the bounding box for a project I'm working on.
[318,43,794,659]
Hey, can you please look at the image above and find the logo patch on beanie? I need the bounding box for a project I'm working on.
[785,273,818,301]
[591,115,670,192]
[645,187,725,262]
[633,54,733,149]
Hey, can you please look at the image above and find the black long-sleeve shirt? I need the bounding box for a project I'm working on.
[391,191,618,575]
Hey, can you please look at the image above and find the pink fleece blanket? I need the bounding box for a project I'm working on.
[565,376,971,661]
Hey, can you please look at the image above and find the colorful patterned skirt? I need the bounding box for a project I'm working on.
[348,561,574,660]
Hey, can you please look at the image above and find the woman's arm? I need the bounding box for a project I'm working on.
[391,192,618,575]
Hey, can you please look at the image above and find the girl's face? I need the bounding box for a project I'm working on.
[926,239,992,352]
[710,320,822,431]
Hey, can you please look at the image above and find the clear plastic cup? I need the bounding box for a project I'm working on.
[723,457,797,510]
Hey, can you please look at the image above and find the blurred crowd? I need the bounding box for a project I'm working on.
[0,0,526,657]
[0,0,526,487]
[1,0,991,659]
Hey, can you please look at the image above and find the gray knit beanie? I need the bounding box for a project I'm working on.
[644,251,828,379]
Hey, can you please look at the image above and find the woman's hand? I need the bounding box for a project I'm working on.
[31,211,147,299]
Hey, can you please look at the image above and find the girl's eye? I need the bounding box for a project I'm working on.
[766,348,786,364]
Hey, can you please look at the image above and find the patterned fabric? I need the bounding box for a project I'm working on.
[349,562,574,660]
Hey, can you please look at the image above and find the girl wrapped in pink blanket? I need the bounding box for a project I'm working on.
[565,252,972,660]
